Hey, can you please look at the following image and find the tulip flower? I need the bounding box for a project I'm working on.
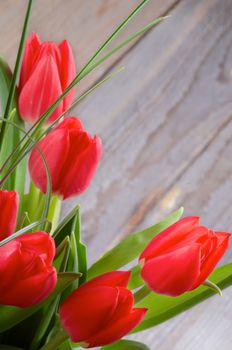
[0,231,57,307]
[60,271,147,348]
[19,32,76,124]
[139,216,230,296]
[29,117,102,199]
[0,190,19,240]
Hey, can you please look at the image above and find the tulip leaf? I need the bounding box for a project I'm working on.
[70,207,87,286]
[0,57,26,219]
[101,340,150,350]
[0,272,81,332]
[54,205,87,285]
[128,265,143,289]
[132,263,232,333]
[53,205,80,245]
[58,340,73,350]
[88,207,184,279]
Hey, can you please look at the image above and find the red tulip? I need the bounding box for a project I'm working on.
[29,117,102,199]
[19,33,76,124]
[60,271,147,348]
[0,190,19,240]
[139,216,230,296]
[0,231,57,307]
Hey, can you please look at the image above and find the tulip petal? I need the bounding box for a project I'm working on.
[57,116,85,132]
[59,40,76,111]
[141,244,201,296]
[80,271,131,290]
[19,55,63,123]
[110,287,134,322]
[0,241,22,289]
[194,231,230,288]
[18,232,56,264]
[19,32,41,89]
[32,42,61,72]
[139,216,200,262]
[60,286,119,342]
[0,190,19,240]
[83,308,147,348]
[0,267,57,307]
[60,133,102,199]
[29,128,70,193]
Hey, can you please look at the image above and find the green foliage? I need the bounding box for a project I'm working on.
[133,263,232,332]
[88,208,184,279]
[101,339,150,350]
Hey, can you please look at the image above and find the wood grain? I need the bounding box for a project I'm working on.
[1,0,232,349]
[62,0,231,348]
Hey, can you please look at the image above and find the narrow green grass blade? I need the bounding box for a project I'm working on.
[0,219,48,247]
[0,0,33,147]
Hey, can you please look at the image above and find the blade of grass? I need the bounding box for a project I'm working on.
[0,219,48,247]
[0,0,33,148]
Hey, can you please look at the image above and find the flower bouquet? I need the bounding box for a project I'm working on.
[0,1,231,349]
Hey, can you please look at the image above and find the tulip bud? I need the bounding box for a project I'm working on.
[0,232,57,307]
[59,271,147,348]
[29,117,102,199]
[19,33,76,124]
[139,216,230,296]
[0,189,19,240]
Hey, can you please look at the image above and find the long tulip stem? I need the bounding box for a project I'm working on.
[39,329,69,350]
[134,285,151,304]
[26,181,42,221]
[48,195,62,232]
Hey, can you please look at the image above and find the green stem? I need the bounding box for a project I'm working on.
[39,329,69,350]
[26,181,42,221]
[134,285,151,304]
[47,195,62,233]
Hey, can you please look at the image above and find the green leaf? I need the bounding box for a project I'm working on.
[132,263,232,333]
[0,59,26,215]
[101,340,150,350]
[88,208,184,279]
[58,340,73,350]
[128,265,143,289]
[70,207,87,285]
[53,205,80,245]
[0,272,80,332]
[0,56,12,115]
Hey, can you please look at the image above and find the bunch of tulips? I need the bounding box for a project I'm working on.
[0,1,231,350]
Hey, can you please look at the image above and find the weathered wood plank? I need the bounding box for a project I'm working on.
[0,0,177,93]
[67,0,232,261]
[1,0,232,349]
[60,0,231,348]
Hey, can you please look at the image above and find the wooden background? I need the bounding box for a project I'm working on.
[1,0,232,349]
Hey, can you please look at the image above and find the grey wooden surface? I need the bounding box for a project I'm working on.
[1,0,232,349]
